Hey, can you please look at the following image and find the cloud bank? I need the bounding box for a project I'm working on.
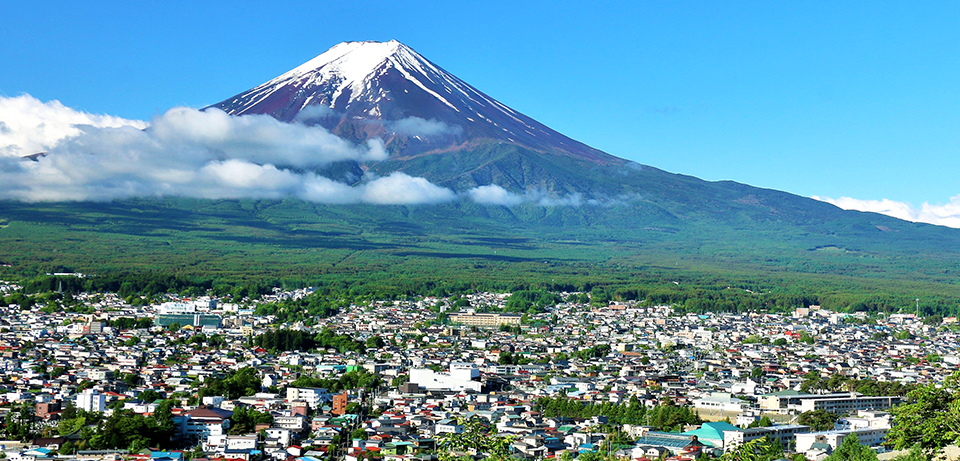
[387,117,462,137]
[466,184,629,207]
[814,195,960,229]
[0,94,147,157]
[0,95,452,204]
[0,95,602,208]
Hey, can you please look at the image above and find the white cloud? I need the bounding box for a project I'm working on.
[0,95,452,205]
[465,184,596,207]
[467,184,525,206]
[360,173,457,204]
[293,104,335,122]
[0,94,147,157]
[387,116,462,137]
[814,195,960,229]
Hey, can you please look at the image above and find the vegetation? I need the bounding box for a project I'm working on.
[252,328,365,354]
[824,434,878,461]
[197,367,262,399]
[800,372,917,396]
[798,409,840,431]
[535,395,701,432]
[5,197,960,319]
[716,436,784,461]
[229,406,273,434]
[437,418,513,461]
[887,372,960,457]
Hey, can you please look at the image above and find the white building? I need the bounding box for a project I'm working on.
[409,363,482,392]
[76,389,106,413]
[286,387,332,409]
[693,392,747,413]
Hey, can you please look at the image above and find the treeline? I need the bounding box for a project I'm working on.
[229,406,273,434]
[253,329,317,352]
[252,328,365,354]
[10,268,960,318]
[503,290,563,313]
[800,372,918,397]
[535,395,702,432]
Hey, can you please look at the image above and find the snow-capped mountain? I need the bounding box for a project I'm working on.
[208,40,621,165]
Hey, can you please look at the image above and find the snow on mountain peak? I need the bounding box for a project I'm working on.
[208,40,619,165]
[250,40,438,111]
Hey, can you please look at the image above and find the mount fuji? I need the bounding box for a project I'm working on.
[209,40,616,164]
[4,40,960,297]
[208,40,636,194]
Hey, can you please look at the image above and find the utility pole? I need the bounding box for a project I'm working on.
[916,298,920,317]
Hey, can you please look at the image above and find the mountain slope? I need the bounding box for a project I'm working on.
[208,40,621,167]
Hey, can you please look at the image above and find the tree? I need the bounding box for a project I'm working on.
[824,434,878,461]
[748,415,773,428]
[438,418,514,461]
[798,409,839,431]
[365,335,385,349]
[717,436,782,461]
[887,372,960,457]
[229,406,273,435]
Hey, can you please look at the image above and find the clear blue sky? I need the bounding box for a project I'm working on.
[2,0,958,206]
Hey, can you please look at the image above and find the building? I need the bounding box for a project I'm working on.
[286,387,331,409]
[409,363,482,392]
[759,391,900,413]
[692,392,747,413]
[795,427,889,453]
[797,393,901,413]
[723,425,810,451]
[177,407,233,443]
[332,392,348,416]
[76,389,105,413]
[447,311,521,327]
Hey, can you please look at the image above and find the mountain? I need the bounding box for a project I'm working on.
[208,40,629,193]
[3,40,960,309]
[210,40,615,163]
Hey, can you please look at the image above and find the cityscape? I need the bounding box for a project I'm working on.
[0,279,953,460]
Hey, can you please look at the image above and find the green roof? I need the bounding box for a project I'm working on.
[761,389,810,397]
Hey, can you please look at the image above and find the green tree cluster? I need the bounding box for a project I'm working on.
[254,329,317,352]
[198,367,262,399]
[797,409,839,431]
[289,369,381,392]
[535,395,701,431]
[824,434,878,461]
[887,372,960,458]
[229,406,273,434]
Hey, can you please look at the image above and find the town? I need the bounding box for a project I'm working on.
[0,279,956,461]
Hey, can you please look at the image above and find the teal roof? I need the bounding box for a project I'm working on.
[682,421,742,445]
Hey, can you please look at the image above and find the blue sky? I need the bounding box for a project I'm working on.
[2,1,959,213]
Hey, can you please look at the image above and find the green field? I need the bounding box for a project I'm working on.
[2,195,960,315]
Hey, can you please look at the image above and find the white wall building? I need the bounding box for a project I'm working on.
[410,363,481,392]
[76,389,106,413]
[286,387,331,409]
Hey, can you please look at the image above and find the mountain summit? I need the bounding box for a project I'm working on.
[209,40,619,168]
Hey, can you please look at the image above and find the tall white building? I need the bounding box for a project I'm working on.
[76,389,106,413]
[286,387,331,409]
